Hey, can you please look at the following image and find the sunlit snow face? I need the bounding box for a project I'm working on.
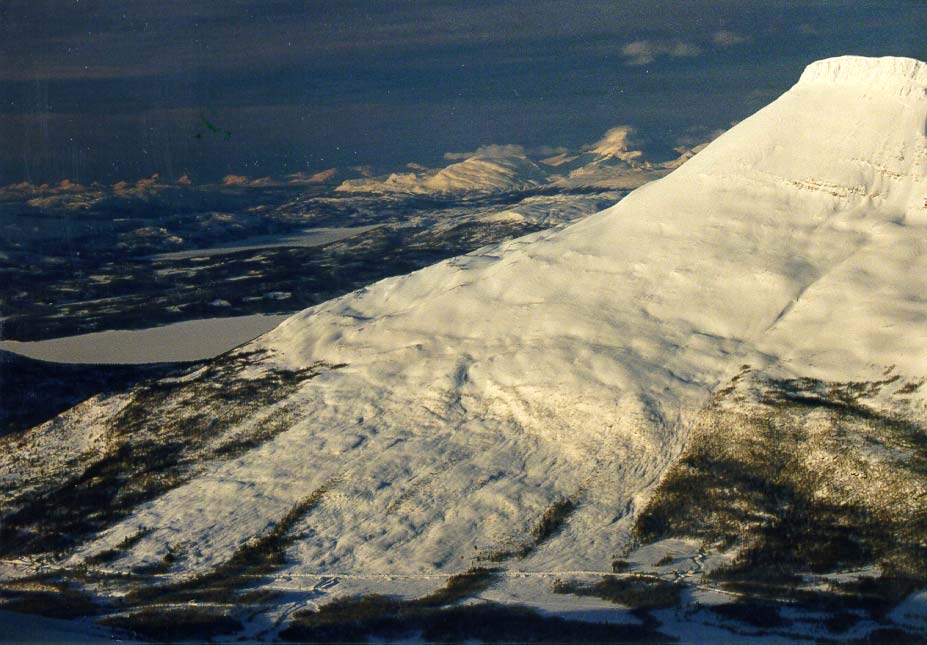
[1,0,925,184]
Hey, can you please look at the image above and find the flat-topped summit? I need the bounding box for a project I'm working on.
[677,55,926,221]
[798,55,927,93]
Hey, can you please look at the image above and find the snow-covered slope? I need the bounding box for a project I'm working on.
[62,56,927,587]
[336,153,549,195]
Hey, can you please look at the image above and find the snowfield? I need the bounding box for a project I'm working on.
[3,55,927,640]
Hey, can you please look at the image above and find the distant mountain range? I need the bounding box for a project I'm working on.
[0,124,706,208]
[334,125,700,195]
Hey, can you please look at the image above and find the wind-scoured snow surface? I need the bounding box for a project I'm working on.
[75,57,927,583]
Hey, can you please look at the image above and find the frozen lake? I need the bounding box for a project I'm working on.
[149,225,380,260]
[0,314,291,364]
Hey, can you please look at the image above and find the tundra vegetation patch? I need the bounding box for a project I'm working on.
[633,369,927,630]
[0,350,338,558]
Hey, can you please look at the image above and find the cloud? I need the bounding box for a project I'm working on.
[621,40,701,66]
[712,30,749,47]
[444,144,527,161]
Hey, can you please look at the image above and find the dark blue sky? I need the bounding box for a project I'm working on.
[1,1,925,184]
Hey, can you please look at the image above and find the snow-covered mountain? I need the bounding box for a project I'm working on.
[333,127,691,195]
[550,126,669,190]
[115,52,926,573]
[3,56,927,639]
[336,152,550,195]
